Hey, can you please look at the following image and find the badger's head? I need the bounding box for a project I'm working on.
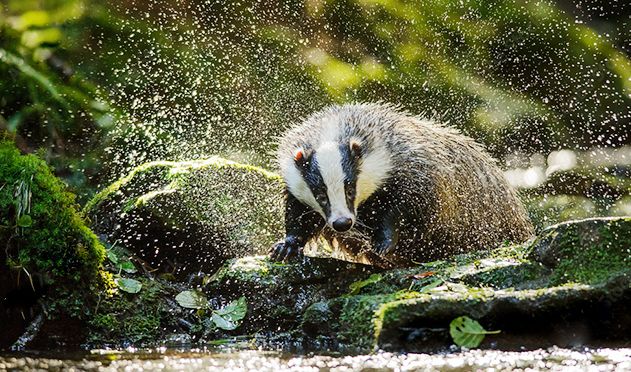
[282,137,392,233]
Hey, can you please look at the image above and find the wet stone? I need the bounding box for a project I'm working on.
[85,158,285,277]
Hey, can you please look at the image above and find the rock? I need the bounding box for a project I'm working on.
[530,217,631,284]
[200,218,630,352]
[0,138,107,349]
[521,166,631,230]
[205,255,377,333]
[84,158,286,276]
[535,168,630,200]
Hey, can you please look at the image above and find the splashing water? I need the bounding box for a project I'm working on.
[84,0,631,181]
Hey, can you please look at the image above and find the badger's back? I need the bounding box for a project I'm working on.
[279,103,534,267]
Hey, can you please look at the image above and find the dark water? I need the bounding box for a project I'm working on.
[1,347,630,371]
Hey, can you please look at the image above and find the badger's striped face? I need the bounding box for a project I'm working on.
[284,138,392,233]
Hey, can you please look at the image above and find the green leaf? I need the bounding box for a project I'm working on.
[0,49,67,106]
[418,278,444,293]
[119,260,137,274]
[211,297,248,330]
[115,278,142,294]
[211,312,238,330]
[449,316,500,348]
[106,250,119,264]
[16,215,33,227]
[175,290,208,309]
[348,273,382,295]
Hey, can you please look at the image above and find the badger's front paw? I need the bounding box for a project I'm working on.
[372,237,397,256]
[269,239,303,262]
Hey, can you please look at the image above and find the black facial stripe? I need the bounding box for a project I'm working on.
[299,156,331,217]
[339,143,360,211]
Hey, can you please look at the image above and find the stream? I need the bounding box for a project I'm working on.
[2,347,630,371]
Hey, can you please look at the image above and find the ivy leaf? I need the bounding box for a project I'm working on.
[211,312,238,330]
[449,316,500,348]
[348,273,382,295]
[115,278,142,294]
[119,260,137,274]
[211,297,248,330]
[175,290,208,309]
[106,250,119,264]
[16,215,33,227]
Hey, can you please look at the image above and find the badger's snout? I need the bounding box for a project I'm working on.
[331,217,354,232]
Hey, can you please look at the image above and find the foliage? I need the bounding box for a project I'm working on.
[75,0,630,174]
[175,291,248,331]
[0,0,125,200]
[3,0,631,190]
[348,273,383,295]
[0,139,105,287]
[449,316,500,348]
[211,297,248,331]
[175,290,208,310]
[114,277,142,293]
[106,245,138,274]
[87,276,170,345]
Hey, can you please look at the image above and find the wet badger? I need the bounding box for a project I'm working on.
[270,103,534,268]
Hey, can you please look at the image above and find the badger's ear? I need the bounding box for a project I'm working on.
[294,147,312,168]
[349,138,362,159]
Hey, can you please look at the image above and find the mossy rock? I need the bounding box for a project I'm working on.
[205,255,376,333]
[204,218,630,352]
[523,166,631,231]
[530,217,631,285]
[85,158,285,276]
[0,139,107,348]
[300,217,631,351]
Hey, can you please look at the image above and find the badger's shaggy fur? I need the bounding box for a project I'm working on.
[270,103,534,268]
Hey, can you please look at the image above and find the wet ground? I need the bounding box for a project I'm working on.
[1,347,630,371]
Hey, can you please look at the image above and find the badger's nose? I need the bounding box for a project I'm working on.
[332,217,353,232]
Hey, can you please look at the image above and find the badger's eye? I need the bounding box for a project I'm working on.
[344,181,355,199]
[315,193,328,205]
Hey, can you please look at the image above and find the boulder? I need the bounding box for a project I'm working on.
[523,166,631,230]
[84,158,286,276]
[200,217,630,352]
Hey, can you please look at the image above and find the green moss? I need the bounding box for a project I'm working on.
[84,157,286,260]
[466,262,549,289]
[333,290,422,350]
[0,139,106,293]
[210,256,276,286]
[83,157,280,215]
[546,218,631,285]
[87,277,172,344]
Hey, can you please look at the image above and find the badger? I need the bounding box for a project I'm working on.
[269,103,534,268]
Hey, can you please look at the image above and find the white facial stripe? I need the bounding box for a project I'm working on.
[316,141,353,223]
[281,156,325,217]
[355,146,392,208]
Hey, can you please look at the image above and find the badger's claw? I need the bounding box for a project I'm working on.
[372,237,397,256]
[269,240,303,262]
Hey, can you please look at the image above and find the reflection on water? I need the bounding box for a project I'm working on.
[1,347,630,371]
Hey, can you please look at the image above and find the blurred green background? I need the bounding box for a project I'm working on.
[1,0,630,227]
